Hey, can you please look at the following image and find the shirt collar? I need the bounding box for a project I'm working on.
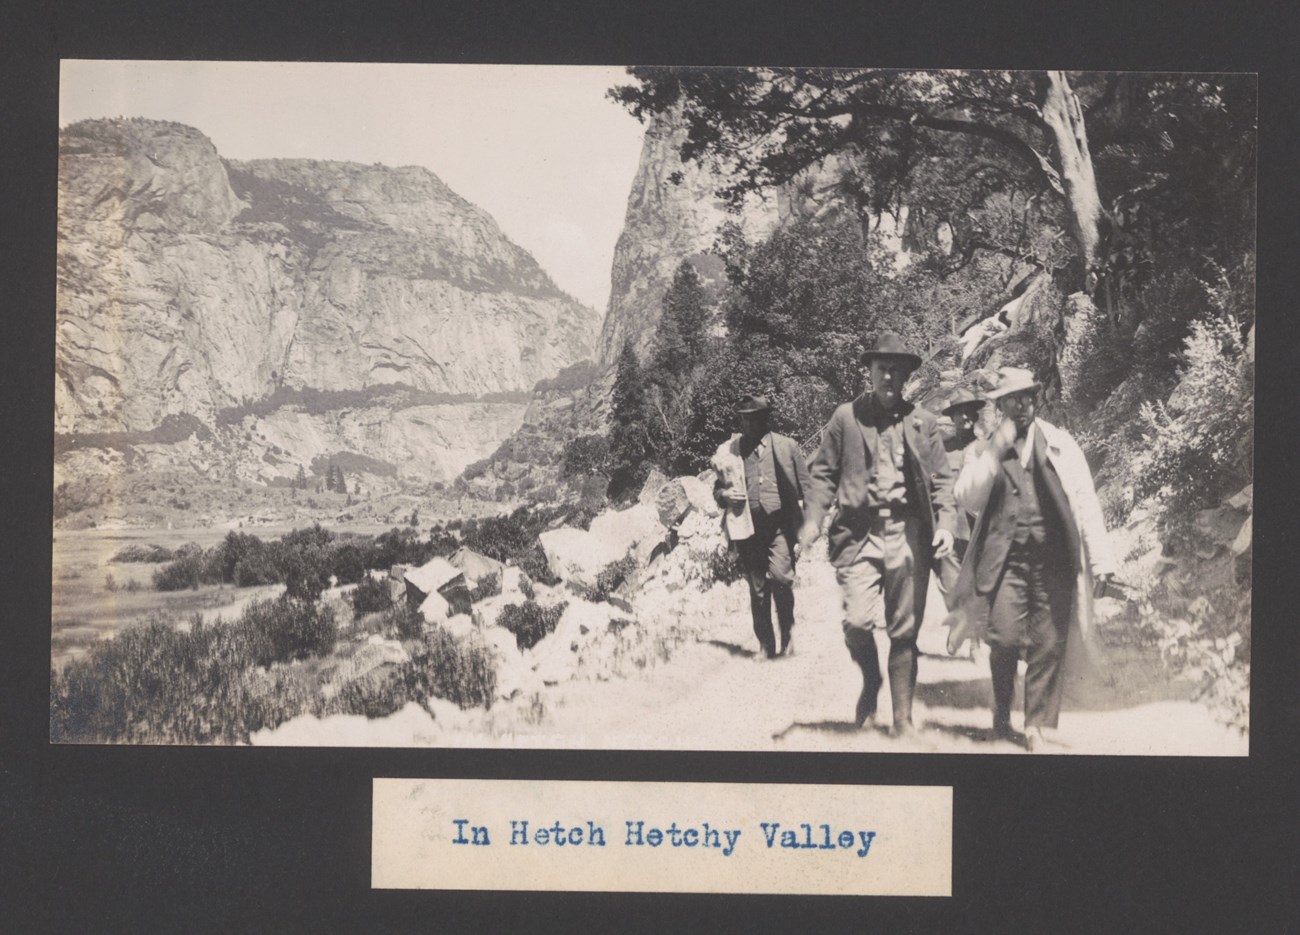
[1018,421,1038,468]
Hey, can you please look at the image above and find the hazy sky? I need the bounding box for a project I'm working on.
[59,60,648,313]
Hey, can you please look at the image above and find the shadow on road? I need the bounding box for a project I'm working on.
[917,678,996,711]
[772,719,886,741]
[700,638,759,659]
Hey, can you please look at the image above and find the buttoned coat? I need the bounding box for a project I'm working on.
[803,395,957,568]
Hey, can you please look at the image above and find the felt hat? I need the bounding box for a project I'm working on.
[941,388,987,417]
[735,394,771,414]
[985,366,1043,401]
[860,332,923,370]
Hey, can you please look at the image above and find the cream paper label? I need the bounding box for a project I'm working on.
[372,778,951,895]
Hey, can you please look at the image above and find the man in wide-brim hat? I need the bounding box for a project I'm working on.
[935,388,988,609]
[712,394,811,659]
[799,332,957,739]
[946,366,1116,751]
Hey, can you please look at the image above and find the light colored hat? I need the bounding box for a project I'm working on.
[985,366,1042,401]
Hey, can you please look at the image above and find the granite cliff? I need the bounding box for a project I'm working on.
[55,118,599,490]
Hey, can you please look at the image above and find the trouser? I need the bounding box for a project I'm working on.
[734,510,796,657]
[836,515,929,727]
[934,537,969,611]
[986,542,1074,729]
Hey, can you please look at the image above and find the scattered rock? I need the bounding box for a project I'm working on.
[637,467,671,506]
[653,477,695,527]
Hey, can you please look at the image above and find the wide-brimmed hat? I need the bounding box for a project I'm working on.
[941,388,987,417]
[735,394,771,414]
[860,332,923,370]
[985,366,1042,401]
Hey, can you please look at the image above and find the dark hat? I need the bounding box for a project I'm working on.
[941,388,987,417]
[735,394,771,414]
[860,332,923,370]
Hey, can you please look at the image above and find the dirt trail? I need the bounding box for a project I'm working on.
[494,554,1247,756]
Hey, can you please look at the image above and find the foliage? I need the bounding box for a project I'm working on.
[707,545,747,588]
[390,603,426,642]
[400,628,497,709]
[534,359,600,394]
[576,555,639,603]
[1125,314,1252,548]
[496,601,568,651]
[561,434,610,479]
[515,543,560,587]
[468,571,502,603]
[606,340,651,501]
[350,575,394,619]
[111,544,176,563]
[50,596,339,744]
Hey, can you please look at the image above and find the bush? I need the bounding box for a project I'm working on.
[402,628,496,709]
[1126,314,1252,548]
[514,543,560,586]
[496,601,568,651]
[391,603,426,642]
[468,572,502,603]
[153,547,208,591]
[708,544,746,588]
[350,576,394,619]
[240,596,339,667]
[49,596,338,744]
[111,544,175,563]
[577,555,638,603]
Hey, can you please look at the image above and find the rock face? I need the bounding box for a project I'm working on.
[596,110,781,367]
[55,117,600,486]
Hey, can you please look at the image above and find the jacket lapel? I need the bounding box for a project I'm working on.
[853,396,878,470]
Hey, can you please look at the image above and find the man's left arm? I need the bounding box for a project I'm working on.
[788,436,812,506]
[925,417,957,536]
[1062,435,1117,582]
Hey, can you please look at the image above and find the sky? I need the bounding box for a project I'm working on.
[59,60,648,313]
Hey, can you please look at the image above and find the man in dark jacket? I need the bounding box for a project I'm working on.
[713,395,812,659]
[799,334,957,737]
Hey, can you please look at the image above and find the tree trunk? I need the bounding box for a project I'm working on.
[1041,71,1104,281]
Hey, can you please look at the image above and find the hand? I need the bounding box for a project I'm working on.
[1092,573,1113,599]
[932,528,954,559]
[990,416,1018,454]
[725,490,748,504]
[797,520,819,553]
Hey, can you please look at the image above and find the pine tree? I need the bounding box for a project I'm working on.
[294,465,307,490]
[606,340,650,500]
[336,467,347,495]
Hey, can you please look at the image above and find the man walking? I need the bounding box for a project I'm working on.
[713,395,811,659]
[936,388,987,606]
[798,334,957,737]
[949,367,1115,751]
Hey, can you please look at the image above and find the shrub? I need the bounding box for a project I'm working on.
[468,572,502,603]
[401,628,497,709]
[1126,314,1252,549]
[576,555,638,603]
[111,544,175,563]
[392,603,426,642]
[350,576,394,619]
[496,600,568,651]
[707,544,746,588]
[153,548,209,591]
[514,543,560,586]
[240,596,339,667]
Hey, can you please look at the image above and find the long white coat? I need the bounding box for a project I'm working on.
[948,419,1116,674]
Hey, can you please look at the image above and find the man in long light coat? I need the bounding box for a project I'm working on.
[948,367,1116,751]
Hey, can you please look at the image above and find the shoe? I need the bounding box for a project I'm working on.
[779,635,794,658]
[889,721,917,740]
[992,717,1014,742]
[1025,727,1045,752]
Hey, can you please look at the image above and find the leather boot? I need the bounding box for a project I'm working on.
[887,639,919,735]
[847,631,882,727]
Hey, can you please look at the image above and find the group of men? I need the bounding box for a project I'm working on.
[712,333,1115,751]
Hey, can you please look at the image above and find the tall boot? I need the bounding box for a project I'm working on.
[989,645,1019,738]
[887,639,919,734]
[846,629,882,727]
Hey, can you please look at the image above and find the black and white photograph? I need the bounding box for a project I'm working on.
[50,61,1255,756]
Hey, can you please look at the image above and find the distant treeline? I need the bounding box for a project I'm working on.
[214,382,532,427]
[54,413,212,456]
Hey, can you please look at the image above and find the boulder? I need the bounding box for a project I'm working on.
[538,527,605,589]
[437,613,478,641]
[637,467,671,506]
[471,593,515,630]
[500,567,532,598]
[529,598,614,684]
[653,477,695,527]
[321,639,411,699]
[418,590,451,623]
[679,474,720,517]
[542,504,669,588]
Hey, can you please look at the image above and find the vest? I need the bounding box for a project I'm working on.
[1005,452,1049,545]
